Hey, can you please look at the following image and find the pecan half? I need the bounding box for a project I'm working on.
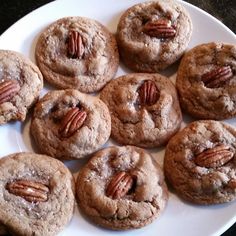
[106,171,134,199]
[59,107,87,138]
[201,66,233,88]
[138,80,160,106]
[6,179,49,203]
[143,19,176,38]
[228,179,236,189]
[0,80,20,104]
[67,30,85,59]
[194,144,234,168]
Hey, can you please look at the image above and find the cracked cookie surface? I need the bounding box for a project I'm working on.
[116,0,192,72]
[164,120,236,204]
[35,17,119,93]
[0,152,75,236]
[30,89,111,160]
[0,50,43,124]
[100,73,182,148]
[76,145,168,230]
[176,42,236,120]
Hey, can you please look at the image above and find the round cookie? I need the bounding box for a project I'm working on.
[31,89,111,160]
[176,42,236,120]
[76,145,168,230]
[0,152,75,236]
[164,120,236,205]
[35,17,119,93]
[0,50,43,124]
[100,73,182,148]
[116,0,192,72]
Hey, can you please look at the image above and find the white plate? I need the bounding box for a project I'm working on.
[0,0,236,236]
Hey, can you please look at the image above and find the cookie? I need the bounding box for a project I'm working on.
[0,50,43,124]
[164,120,236,205]
[35,17,119,93]
[0,152,75,236]
[76,145,168,230]
[176,42,236,120]
[31,89,111,160]
[100,73,182,148]
[116,0,192,72]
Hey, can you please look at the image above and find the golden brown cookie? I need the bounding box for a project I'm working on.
[0,50,43,124]
[31,89,111,160]
[100,73,182,148]
[116,0,192,72]
[164,120,236,204]
[176,42,236,120]
[0,152,75,235]
[35,17,119,93]
[76,146,168,229]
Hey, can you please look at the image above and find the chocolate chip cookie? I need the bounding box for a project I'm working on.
[0,50,43,124]
[164,120,236,204]
[35,16,119,93]
[0,152,75,236]
[76,145,168,229]
[116,0,192,72]
[31,89,111,160]
[176,42,236,120]
[100,73,182,148]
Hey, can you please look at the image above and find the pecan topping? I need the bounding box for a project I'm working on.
[228,179,236,189]
[0,80,20,104]
[106,171,134,199]
[202,66,233,88]
[143,19,176,38]
[59,107,87,138]
[138,80,160,106]
[67,30,85,59]
[194,144,234,168]
[6,179,49,203]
